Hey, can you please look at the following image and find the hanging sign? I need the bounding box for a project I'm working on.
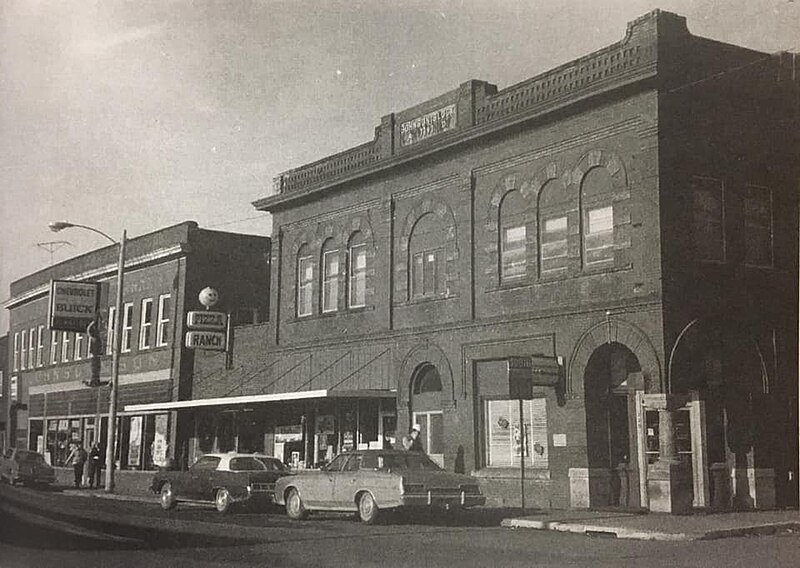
[48,280,101,332]
[185,330,227,351]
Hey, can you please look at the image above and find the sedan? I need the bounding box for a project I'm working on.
[274,449,485,524]
[0,449,56,487]
[151,453,292,513]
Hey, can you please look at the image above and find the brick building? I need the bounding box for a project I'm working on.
[129,11,798,510]
[5,222,269,481]
[0,335,8,454]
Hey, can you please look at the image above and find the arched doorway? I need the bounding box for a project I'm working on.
[584,342,642,507]
[410,363,444,466]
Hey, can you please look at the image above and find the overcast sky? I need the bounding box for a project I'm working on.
[1,0,798,331]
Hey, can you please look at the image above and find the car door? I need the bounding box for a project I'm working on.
[185,455,221,500]
[309,454,346,508]
[332,454,362,510]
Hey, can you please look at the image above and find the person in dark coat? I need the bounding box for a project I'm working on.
[401,424,425,452]
[65,443,88,488]
[87,443,103,488]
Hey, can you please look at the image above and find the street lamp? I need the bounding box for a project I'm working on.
[50,221,126,494]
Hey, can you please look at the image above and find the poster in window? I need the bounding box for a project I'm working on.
[151,414,169,467]
[128,416,143,467]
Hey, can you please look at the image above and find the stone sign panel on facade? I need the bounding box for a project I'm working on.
[400,104,456,146]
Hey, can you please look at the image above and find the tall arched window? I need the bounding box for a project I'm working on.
[538,178,572,274]
[320,238,339,313]
[296,244,314,317]
[408,213,447,299]
[347,231,367,309]
[581,167,615,267]
[411,363,444,466]
[499,190,527,282]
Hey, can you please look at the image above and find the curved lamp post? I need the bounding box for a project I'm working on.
[50,221,126,494]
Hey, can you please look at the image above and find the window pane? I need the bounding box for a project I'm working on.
[585,206,614,265]
[501,225,526,280]
[322,250,339,313]
[298,256,313,317]
[541,216,569,272]
[486,399,548,467]
[349,244,366,308]
[139,299,153,349]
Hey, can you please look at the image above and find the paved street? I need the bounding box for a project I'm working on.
[1,486,799,567]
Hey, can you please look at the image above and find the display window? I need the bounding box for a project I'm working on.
[485,398,548,468]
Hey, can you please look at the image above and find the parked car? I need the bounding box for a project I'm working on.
[0,449,56,487]
[151,453,292,513]
[274,449,485,524]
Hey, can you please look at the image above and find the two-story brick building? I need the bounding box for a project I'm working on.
[126,10,798,511]
[5,222,269,484]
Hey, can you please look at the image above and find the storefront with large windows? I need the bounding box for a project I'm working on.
[125,390,396,470]
[29,411,170,470]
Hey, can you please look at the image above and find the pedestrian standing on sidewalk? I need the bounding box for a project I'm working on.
[64,442,88,488]
[87,443,103,488]
[401,424,424,453]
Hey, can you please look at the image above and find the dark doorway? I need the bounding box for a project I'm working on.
[584,342,641,506]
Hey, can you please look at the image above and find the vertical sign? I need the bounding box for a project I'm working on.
[128,416,143,467]
[48,280,101,332]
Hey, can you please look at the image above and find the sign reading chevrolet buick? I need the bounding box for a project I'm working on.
[48,280,101,333]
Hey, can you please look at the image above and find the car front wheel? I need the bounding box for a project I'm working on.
[357,492,379,524]
[215,488,233,514]
[160,482,177,511]
[285,488,307,520]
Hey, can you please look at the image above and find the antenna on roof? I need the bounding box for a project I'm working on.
[36,240,73,265]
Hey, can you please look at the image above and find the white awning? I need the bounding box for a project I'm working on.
[124,389,396,413]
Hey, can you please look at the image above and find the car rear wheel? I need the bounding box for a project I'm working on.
[357,492,379,524]
[215,488,233,514]
[285,488,307,520]
[160,482,177,511]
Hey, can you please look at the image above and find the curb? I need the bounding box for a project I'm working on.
[501,518,800,541]
[501,518,693,541]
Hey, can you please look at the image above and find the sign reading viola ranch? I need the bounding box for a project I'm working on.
[48,280,101,332]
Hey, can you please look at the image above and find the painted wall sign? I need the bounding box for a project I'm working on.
[400,104,456,146]
[48,280,101,332]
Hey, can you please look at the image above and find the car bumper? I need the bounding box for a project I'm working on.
[401,492,486,509]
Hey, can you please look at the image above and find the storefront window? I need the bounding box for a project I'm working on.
[485,398,548,468]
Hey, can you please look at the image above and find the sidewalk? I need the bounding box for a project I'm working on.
[502,508,800,541]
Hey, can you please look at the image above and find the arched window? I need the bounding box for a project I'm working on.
[320,238,339,313]
[296,244,314,317]
[538,178,572,274]
[581,167,615,267]
[499,190,527,282]
[413,364,442,394]
[410,363,444,466]
[408,213,447,299]
[347,231,367,308]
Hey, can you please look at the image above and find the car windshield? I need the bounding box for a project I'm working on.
[16,451,45,464]
[376,453,443,471]
[254,457,287,472]
[229,457,267,471]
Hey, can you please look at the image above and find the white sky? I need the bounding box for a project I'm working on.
[1,0,798,331]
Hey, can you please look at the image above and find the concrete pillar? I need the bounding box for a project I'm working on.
[647,407,693,514]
